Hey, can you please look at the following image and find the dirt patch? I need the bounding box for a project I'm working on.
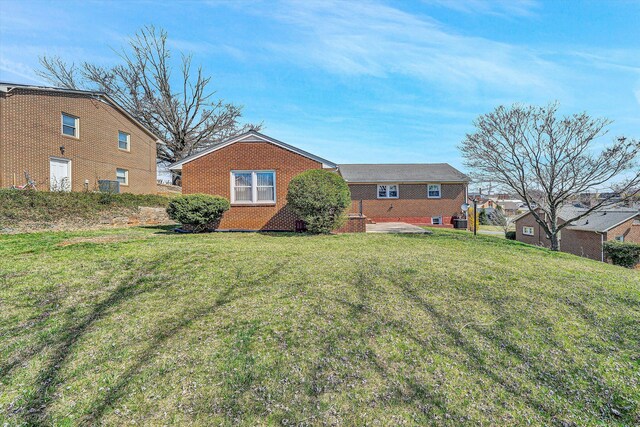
[57,233,150,247]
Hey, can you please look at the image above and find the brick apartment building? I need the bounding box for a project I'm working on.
[0,82,162,193]
[515,206,640,261]
[169,130,469,231]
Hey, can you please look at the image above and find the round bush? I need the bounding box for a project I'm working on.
[287,170,351,234]
[505,231,516,240]
[166,194,230,232]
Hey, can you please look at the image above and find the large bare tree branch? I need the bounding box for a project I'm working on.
[460,103,640,250]
[37,25,261,176]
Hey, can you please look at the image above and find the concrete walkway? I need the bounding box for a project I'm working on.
[366,222,430,234]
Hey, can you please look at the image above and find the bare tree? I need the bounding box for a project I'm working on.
[460,103,640,251]
[489,207,514,236]
[36,26,260,170]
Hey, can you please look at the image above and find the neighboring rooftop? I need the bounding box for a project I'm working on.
[518,205,639,232]
[338,163,469,183]
[564,208,639,232]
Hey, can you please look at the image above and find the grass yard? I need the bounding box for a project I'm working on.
[1,228,638,426]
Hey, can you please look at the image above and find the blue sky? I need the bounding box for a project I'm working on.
[1,0,639,171]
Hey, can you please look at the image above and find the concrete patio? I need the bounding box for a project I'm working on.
[366,222,431,234]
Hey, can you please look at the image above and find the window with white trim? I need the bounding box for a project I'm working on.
[432,216,442,225]
[615,235,624,242]
[116,168,129,185]
[62,113,78,137]
[377,184,398,199]
[522,226,534,236]
[231,171,275,204]
[118,131,130,151]
[427,184,441,198]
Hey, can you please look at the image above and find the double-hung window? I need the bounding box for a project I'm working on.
[377,184,398,199]
[62,113,78,137]
[116,168,129,186]
[522,226,534,236]
[427,184,441,198]
[231,171,275,204]
[118,131,130,151]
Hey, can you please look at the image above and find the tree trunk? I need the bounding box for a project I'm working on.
[549,233,560,251]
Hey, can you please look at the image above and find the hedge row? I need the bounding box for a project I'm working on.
[603,241,640,268]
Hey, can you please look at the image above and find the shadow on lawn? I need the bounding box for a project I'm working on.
[388,272,634,424]
[83,262,286,425]
[317,265,635,424]
[13,259,170,426]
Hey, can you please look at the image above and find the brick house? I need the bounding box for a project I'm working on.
[0,82,162,193]
[339,164,469,226]
[514,206,640,261]
[169,130,469,231]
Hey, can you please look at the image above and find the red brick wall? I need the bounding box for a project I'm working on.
[334,215,367,233]
[1,89,157,194]
[348,183,466,225]
[514,211,640,261]
[606,217,640,243]
[181,141,322,230]
[515,213,549,246]
[560,229,603,261]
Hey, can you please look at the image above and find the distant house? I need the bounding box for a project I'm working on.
[514,206,640,261]
[169,130,469,231]
[0,82,162,193]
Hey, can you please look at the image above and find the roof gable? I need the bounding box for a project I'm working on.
[168,131,337,170]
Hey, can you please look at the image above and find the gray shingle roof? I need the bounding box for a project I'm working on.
[338,163,469,183]
[564,208,638,232]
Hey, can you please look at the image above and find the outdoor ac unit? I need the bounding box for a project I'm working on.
[97,180,120,194]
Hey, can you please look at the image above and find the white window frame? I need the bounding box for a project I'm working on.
[522,226,534,236]
[118,131,130,151]
[230,170,276,204]
[61,113,79,138]
[427,183,441,199]
[615,235,624,242]
[432,216,442,225]
[377,183,399,199]
[116,168,129,186]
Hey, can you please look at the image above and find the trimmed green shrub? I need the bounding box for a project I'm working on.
[603,241,640,268]
[505,231,516,240]
[166,194,230,232]
[287,170,351,234]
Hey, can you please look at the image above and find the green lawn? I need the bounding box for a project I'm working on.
[1,228,638,426]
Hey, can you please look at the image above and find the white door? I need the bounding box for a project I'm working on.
[50,158,71,191]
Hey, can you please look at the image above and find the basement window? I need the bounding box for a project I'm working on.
[231,171,275,204]
[62,113,79,137]
[432,216,442,225]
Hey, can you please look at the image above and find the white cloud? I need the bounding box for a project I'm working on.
[424,0,540,17]
[0,58,45,84]
[246,0,562,98]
